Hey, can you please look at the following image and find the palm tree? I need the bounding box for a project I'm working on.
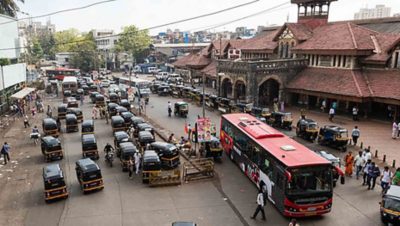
[0,0,24,18]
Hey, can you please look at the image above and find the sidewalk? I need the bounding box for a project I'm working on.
[287,106,398,167]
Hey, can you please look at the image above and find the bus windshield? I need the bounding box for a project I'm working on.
[287,166,332,195]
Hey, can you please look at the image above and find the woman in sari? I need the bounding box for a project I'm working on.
[344,151,354,177]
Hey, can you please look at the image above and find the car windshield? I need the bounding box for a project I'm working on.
[384,198,400,212]
[287,166,332,195]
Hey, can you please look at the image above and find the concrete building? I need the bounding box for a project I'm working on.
[354,5,391,20]
[93,29,118,70]
[55,52,74,68]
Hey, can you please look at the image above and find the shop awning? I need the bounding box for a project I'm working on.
[10,87,36,99]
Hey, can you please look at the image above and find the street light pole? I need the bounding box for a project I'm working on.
[202,72,205,118]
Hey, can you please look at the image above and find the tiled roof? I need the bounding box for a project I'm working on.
[173,53,193,68]
[286,67,370,98]
[201,60,217,77]
[293,22,379,54]
[239,31,278,51]
[364,33,400,63]
[345,17,400,34]
[274,23,313,41]
[363,70,400,101]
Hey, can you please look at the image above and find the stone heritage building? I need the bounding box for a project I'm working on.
[173,0,400,120]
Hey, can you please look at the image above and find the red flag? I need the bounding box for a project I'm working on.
[184,122,188,134]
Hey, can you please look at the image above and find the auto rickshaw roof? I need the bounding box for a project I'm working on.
[121,111,134,118]
[119,142,137,153]
[81,84,89,88]
[175,101,188,106]
[385,185,400,200]
[111,115,124,123]
[95,94,104,98]
[66,114,77,121]
[151,141,176,151]
[143,150,160,162]
[183,86,193,91]
[139,131,154,139]
[273,111,292,116]
[131,116,145,124]
[82,120,94,127]
[67,97,77,102]
[198,136,220,144]
[67,108,82,114]
[108,102,119,108]
[298,118,317,125]
[137,123,153,130]
[90,91,99,96]
[43,164,64,180]
[63,90,71,94]
[120,99,129,104]
[42,136,60,146]
[116,106,128,112]
[43,118,57,125]
[77,88,84,93]
[114,131,129,139]
[58,103,68,109]
[76,158,100,173]
[324,125,347,132]
[82,134,96,144]
[109,92,118,97]
[210,94,217,98]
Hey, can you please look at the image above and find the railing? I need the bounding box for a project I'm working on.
[218,58,308,74]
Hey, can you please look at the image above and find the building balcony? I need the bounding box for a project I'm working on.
[217,58,308,75]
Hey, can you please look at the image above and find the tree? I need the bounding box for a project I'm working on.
[53,29,80,53]
[37,32,56,60]
[0,58,10,66]
[0,0,24,18]
[70,32,100,72]
[114,25,151,63]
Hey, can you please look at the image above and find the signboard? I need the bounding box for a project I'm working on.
[196,117,216,143]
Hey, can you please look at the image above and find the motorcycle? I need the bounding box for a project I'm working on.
[105,151,114,167]
[30,132,40,145]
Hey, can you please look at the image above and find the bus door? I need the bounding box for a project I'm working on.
[271,164,286,213]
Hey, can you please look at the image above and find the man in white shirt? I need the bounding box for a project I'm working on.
[250,189,266,221]
[329,108,335,122]
[354,151,364,180]
[351,126,360,145]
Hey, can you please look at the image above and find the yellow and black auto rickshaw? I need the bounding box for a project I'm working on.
[75,158,104,193]
[42,118,59,137]
[111,116,126,132]
[174,102,188,118]
[148,142,180,169]
[142,150,161,183]
[43,164,68,202]
[251,107,271,123]
[119,142,137,171]
[65,114,79,133]
[317,125,349,151]
[206,95,218,111]
[133,123,154,138]
[63,90,72,103]
[217,98,231,114]
[268,112,293,130]
[120,111,135,128]
[95,94,105,108]
[109,92,120,104]
[57,104,68,120]
[81,120,95,135]
[114,131,132,157]
[119,99,131,111]
[108,102,119,118]
[66,97,78,108]
[380,185,400,225]
[81,134,99,160]
[66,107,83,122]
[137,131,155,153]
[90,91,100,104]
[200,136,222,161]
[40,136,63,162]
[182,87,193,99]
[296,118,319,141]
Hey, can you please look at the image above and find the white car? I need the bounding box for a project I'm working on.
[155,72,169,80]
[100,80,110,88]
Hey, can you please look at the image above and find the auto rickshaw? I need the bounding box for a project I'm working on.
[296,118,319,141]
[134,123,154,138]
[151,81,162,94]
[118,87,128,100]
[137,131,155,152]
[251,107,271,122]
[268,112,293,130]
[232,103,252,114]
[130,116,145,131]
[89,84,98,93]
[116,106,128,115]
[317,125,349,151]
[199,136,222,161]
[142,150,161,183]
[65,114,78,133]
[109,92,120,104]
[148,142,180,169]
[63,90,72,103]
[76,89,84,100]
[66,107,83,122]
[119,142,137,171]
[40,136,63,162]
[95,94,105,107]
[114,131,132,157]
[206,95,218,111]
[81,134,99,160]
[182,87,193,99]
[171,85,184,98]
[140,91,150,104]
[120,111,134,128]
[43,164,68,202]
[82,85,89,95]
[90,91,100,104]
[218,98,231,114]
[75,158,104,193]
[57,103,68,120]
[317,150,345,187]
[81,120,95,135]
[119,99,131,111]
[158,85,170,96]
[174,102,188,118]
[66,97,79,108]
[111,115,126,132]
[42,118,59,137]
[108,103,119,118]
[189,89,200,101]
[380,185,400,225]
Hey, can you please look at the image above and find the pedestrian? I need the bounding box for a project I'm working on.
[92,106,98,119]
[168,101,172,117]
[1,142,11,165]
[187,123,192,141]
[31,107,36,117]
[362,159,372,186]
[23,115,30,128]
[351,126,360,145]
[47,105,52,118]
[250,189,266,221]
[332,101,337,110]
[289,219,300,226]
[300,108,306,119]
[105,110,109,124]
[321,99,326,112]
[329,107,335,122]
[352,106,358,121]
[367,162,380,190]
[344,151,354,177]
[381,166,392,193]
[134,151,142,175]
[362,148,372,162]
[353,151,364,180]
[128,156,134,179]
[280,101,284,112]
[392,122,398,139]
[168,133,176,144]
[80,95,84,105]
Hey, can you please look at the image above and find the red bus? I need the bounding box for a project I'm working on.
[46,68,80,81]
[221,113,334,217]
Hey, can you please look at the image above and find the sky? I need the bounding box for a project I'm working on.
[17,0,400,35]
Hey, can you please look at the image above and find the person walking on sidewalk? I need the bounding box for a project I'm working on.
[1,142,11,165]
[344,151,354,177]
[354,151,364,180]
[351,126,360,145]
[392,122,398,139]
[367,162,380,190]
[352,106,359,121]
[23,115,30,128]
[329,107,335,122]
[381,166,392,193]
[362,159,372,185]
[250,189,266,221]
[321,99,326,112]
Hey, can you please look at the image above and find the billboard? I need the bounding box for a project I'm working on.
[0,15,20,59]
